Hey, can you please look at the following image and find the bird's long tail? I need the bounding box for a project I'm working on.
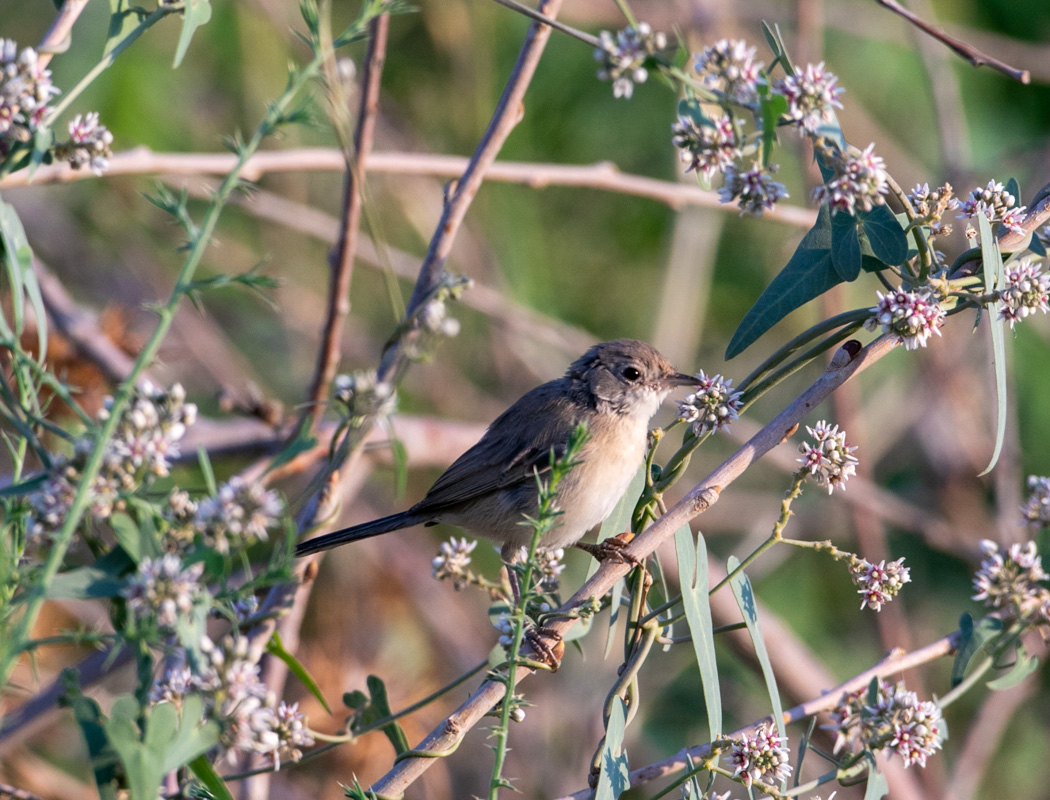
[294,510,431,557]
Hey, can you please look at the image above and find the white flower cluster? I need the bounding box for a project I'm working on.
[999,258,1050,328]
[848,556,910,611]
[516,545,566,592]
[432,536,477,590]
[123,554,205,630]
[867,288,946,351]
[829,680,944,769]
[196,476,285,555]
[0,39,59,140]
[813,142,889,215]
[726,720,792,786]
[907,182,958,238]
[28,383,196,538]
[957,180,1026,236]
[594,23,667,99]
[1022,475,1050,528]
[718,162,789,217]
[151,635,314,769]
[672,113,741,180]
[332,369,396,424]
[774,62,844,133]
[797,420,858,494]
[972,538,1049,621]
[695,39,763,105]
[677,371,743,435]
[55,112,113,174]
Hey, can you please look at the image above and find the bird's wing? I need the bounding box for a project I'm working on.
[413,381,583,512]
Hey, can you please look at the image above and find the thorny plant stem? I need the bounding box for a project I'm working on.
[0,32,338,690]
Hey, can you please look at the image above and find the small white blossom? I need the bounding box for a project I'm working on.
[124,555,205,630]
[726,721,792,786]
[594,23,666,99]
[797,420,858,494]
[270,701,314,770]
[869,288,945,351]
[333,369,396,423]
[774,62,844,133]
[718,163,789,217]
[694,39,763,105]
[849,556,910,611]
[677,371,743,435]
[999,259,1050,328]
[0,40,59,141]
[516,546,566,591]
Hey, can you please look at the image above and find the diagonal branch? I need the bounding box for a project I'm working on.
[872,0,1030,83]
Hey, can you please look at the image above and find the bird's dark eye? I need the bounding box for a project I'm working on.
[622,366,642,382]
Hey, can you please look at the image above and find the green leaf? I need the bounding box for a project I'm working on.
[831,212,862,281]
[0,472,49,497]
[173,0,212,68]
[858,205,908,266]
[104,693,220,800]
[759,87,788,167]
[727,556,786,742]
[188,754,236,800]
[44,555,130,600]
[111,512,162,562]
[726,206,841,359]
[986,645,1040,690]
[862,764,889,800]
[977,213,1007,477]
[951,613,1004,686]
[267,630,331,714]
[1005,177,1021,206]
[594,697,630,800]
[105,0,144,57]
[674,524,721,740]
[0,196,33,341]
[61,671,121,799]
[344,675,410,754]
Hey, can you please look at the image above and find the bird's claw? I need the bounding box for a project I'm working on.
[575,532,643,568]
[523,626,564,672]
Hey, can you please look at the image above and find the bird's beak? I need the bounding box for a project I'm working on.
[667,372,697,387]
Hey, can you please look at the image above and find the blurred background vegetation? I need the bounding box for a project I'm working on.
[2,0,1050,798]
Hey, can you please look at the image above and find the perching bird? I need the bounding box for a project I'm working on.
[295,339,695,561]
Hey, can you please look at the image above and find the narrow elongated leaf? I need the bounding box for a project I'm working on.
[267,631,331,714]
[977,213,1007,476]
[831,213,862,281]
[173,0,212,68]
[62,675,121,800]
[594,697,630,800]
[727,556,785,741]
[863,765,889,800]
[188,754,236,800]
[859,205,908,266]
[110,512,162,562]
[674,524,721,739]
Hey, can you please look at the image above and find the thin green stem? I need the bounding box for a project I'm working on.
[487,0,600,46]
[0,47,331,689]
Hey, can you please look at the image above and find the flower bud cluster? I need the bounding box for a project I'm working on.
[907,183,958,238]
[828,680,944,769]
[29,383,197,538]
[151,635,314,769]
[848,555,910,611]
[432,536,478,590]
[54,112,114,174]
[594,23,667,99]
[333,369,396,426]
[123,554,205,630]
[774,62,844,133]
[695,39,763,105]
[999,258,1050,328]
[972,538,1049,621]
[813,142,889,215]
[726,720,792,786]
[0,39,58,144]
[957,180,1026,236]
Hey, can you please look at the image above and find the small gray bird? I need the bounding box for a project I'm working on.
[295,339,695,561]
